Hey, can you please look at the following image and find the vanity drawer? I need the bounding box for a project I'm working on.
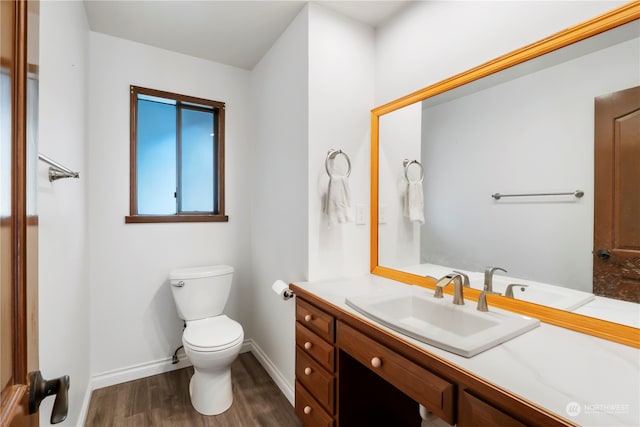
[296,323,335,372]
[296,380,334,427]
[296,349,335,413]
[296,299,335,342]
[459,391,527,427]
[337,321,455,425]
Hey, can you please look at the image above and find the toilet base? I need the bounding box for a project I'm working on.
[188,367,233,416]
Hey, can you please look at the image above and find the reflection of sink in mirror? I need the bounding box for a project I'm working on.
[400,263,476,281]
[468,274,595,311]
[346,288,539,358]
[399,263,594,311]
[573,296,640,328]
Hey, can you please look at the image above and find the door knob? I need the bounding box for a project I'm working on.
[28,370,70,424]
[596,249,611,260]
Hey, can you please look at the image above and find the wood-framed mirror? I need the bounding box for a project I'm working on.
[370,1,640,348]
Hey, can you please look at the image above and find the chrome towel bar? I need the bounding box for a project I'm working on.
[492,190,584,200]
[38,153,79,182]
[325,149,351,177]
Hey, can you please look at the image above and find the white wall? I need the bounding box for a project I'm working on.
[88,33,253,383]
[420,38,639,291]
[248,3,376,400]
[248,5,310,401]
[307,3,374,280]
[38,1,91,425]
[375,1,627,105]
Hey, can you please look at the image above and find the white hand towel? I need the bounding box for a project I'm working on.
[324,175,354,226]
[404,181,425,225]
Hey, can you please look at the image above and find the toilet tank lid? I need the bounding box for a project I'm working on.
[169,265,233,280]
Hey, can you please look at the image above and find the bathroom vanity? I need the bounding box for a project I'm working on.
[291,275,639,427]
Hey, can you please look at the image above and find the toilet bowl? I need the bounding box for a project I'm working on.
[169,265,244,415]
[182,315,244,415]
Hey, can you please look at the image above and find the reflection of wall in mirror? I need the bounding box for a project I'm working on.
[419,37,639,292]
[378,103,422,269]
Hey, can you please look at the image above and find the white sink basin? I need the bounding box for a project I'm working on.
[346,289,539,357]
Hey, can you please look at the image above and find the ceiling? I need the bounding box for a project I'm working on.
[83,0,411,70]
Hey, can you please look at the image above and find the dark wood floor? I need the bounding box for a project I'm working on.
[85,352,302,426]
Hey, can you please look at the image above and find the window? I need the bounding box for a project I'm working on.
[127,86,227,223]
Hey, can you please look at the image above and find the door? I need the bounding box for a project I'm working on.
[593,85,640,303]
[1,1,38,425]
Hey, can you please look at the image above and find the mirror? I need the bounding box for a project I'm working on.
[371,3,640,347]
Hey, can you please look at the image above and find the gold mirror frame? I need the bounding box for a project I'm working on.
[370,1,640,348]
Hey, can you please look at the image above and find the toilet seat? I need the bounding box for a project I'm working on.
[183,315,243,352]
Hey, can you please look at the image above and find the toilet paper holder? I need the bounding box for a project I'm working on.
[282,288,295,300]
[272,279,295,301]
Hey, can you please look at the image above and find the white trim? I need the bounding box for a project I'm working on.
[240,340,252,354]
[89,339,294,407]
[76,377,93,427]
[247,339,295,405]
[91,353,193,390]
[91,341,252,390]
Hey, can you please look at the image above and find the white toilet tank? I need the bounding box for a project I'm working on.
[169,265,234,321]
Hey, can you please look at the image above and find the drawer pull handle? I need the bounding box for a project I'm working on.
[303,405,312,415]
[304,314,312,322]
[304,342,313,350]
[371,357,381,368]
[304,367,312,375]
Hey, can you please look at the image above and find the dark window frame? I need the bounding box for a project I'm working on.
[126,85,228,223]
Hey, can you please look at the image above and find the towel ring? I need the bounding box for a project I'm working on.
[403,159,423,183]
[326,149,351,177]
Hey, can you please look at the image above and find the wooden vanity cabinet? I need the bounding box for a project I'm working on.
[337,321,455,425]
[293,291,575,427]
[458,391,527,427]
[295,299,336,427]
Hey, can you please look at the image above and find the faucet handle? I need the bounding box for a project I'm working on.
[433,275,449,298]
[477,290,500,312]
[505,284,529,298]
[452,271,470,287]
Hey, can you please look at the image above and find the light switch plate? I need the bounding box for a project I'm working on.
[379,204,387,224]
[355,204,366,225]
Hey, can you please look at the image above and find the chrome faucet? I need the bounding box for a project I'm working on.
[484,266,507,292]
[505,284,529,298]
[433,274,465,305]
[452,271,471,287]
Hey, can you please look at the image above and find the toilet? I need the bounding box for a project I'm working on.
[169,265,244,415]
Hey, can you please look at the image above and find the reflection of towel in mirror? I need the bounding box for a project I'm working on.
[324,175,353,226]
[404,181,424,225]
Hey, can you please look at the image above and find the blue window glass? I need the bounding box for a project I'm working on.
[180,108,215,212]
[137,99,177,215]
[130,86,225,222]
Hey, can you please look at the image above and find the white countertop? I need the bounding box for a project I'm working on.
[294,274,640,427]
